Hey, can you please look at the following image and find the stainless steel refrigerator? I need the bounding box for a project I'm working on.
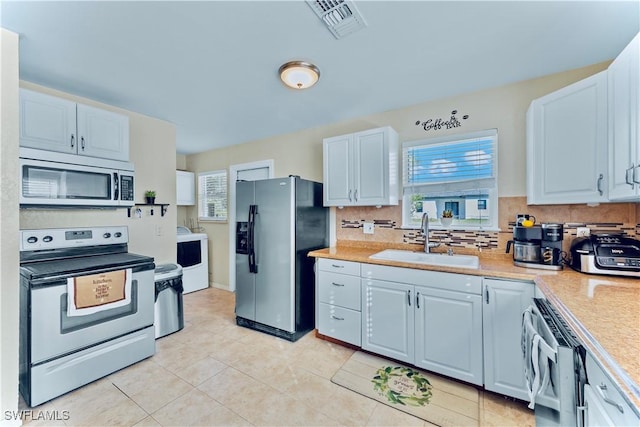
[235,176,328,341]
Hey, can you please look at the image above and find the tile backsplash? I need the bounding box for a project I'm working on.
[336,197,639,254]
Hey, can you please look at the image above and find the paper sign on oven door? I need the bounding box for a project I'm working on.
[67,268,132,316]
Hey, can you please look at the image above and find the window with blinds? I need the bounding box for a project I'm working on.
[198,170,228,221]
[402,129,498,229]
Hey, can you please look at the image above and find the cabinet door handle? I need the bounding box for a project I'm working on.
[348,189,352,202]
[331,282,345,287]
[407,289,411,306]
[354,189,358,202]
[634,164,640,185]
[331,315,344,321]
[416,292,420,309]
[80,136,86,151]
[597,173,604,196]
[625,166,634,187]
[70,134,75,148]
[485,287,490,304]
[597,384,624,413]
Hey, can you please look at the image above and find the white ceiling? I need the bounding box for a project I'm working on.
[2,1,638,155]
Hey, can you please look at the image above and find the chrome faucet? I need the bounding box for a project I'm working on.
[420,212,440,253]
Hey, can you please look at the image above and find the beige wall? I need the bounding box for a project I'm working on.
[19,82,178,265]
[185,61,612,289]
[1,28,21,427]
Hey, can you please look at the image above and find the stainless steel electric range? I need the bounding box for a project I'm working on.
[19,226,155,407]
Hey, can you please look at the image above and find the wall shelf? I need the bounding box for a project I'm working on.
[128,203,169,217]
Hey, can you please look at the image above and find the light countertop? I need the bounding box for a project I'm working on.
[308,243,640,409]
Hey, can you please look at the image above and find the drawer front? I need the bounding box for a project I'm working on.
[317,258,360,276]
[318,303,361,346]
[318,272,361,310]
[362,263,482,294]
[585,353,637,426]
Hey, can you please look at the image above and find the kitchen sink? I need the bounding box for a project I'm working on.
[369,249,480,269]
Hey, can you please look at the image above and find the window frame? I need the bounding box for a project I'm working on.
[198,169,228,222]
[401,129,499,231]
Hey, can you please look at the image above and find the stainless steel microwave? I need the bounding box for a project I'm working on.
[19,148,135,208]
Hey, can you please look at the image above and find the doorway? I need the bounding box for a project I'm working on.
[228,160,274,292]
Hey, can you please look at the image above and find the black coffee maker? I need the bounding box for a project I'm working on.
[506,222,563,270]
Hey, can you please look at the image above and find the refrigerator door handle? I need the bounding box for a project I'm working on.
[248,204,258,273]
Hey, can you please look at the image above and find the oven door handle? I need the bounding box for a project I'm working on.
[522,306,557,410]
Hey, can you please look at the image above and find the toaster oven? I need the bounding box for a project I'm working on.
[570,234,640,277]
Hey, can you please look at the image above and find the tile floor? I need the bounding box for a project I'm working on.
[19,287,534,426]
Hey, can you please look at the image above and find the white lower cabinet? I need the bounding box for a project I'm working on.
[415,286,483,385]
[361,263,483,385]
[482,278,534,400]
[362,279,414,363]
[316,259,361,346]
[584,352,639,426]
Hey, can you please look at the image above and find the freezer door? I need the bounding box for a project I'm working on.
[254,178,295,332]
[235,181,255,321]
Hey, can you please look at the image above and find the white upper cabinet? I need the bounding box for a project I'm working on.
[176,170,196,206]
[20,88,130,162]
[323,126,399,207]
[608,33,640,201]
[526,71,608,204]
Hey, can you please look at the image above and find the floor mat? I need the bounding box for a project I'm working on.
[331,351,480,426]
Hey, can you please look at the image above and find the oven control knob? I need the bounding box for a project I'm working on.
[103,232,111,239]
[43,235,53,243]
[27,236,38,244]
[114,232,122,238]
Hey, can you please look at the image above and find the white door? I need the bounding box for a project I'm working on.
[361,279,414,363]
[526,71,608,204]
[228,160,273,292]
[608,34,639,201]
[323,134,352,206]
[76,104,130,161]
[414,286,483,385]
[19,88,77,154]
[353,127,388,205]
[482,278,534,399]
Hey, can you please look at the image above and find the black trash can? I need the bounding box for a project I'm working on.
[154,264,184,338]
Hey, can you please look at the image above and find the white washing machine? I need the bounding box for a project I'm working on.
[176,226,209,293]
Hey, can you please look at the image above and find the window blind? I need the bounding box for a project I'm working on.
[198,170,227,221]
[403,129,497,195]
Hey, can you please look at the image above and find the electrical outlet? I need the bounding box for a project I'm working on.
[155,225,163,236]
[363,222,374,234]
[576,227,590,238]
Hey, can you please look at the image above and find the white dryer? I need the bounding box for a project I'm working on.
[176,227,209,293]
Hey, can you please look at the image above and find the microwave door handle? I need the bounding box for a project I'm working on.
[113,172,119,201]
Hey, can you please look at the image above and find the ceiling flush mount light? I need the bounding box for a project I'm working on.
[279,61,320,90]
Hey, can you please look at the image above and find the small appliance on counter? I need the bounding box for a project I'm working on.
[570,233,640,278]
[506,221,564,270]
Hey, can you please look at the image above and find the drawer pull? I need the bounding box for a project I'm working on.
[597,384,624,413]
[331,282,345,287]
[331,315,345,321]
[331,264,344,269]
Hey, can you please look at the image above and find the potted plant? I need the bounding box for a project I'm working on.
[441,209,453,227]
[144,190,156,204]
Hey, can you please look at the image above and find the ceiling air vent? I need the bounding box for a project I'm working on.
[306,0,367,39]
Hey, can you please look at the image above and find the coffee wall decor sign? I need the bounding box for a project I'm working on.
[415,109,469,132]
